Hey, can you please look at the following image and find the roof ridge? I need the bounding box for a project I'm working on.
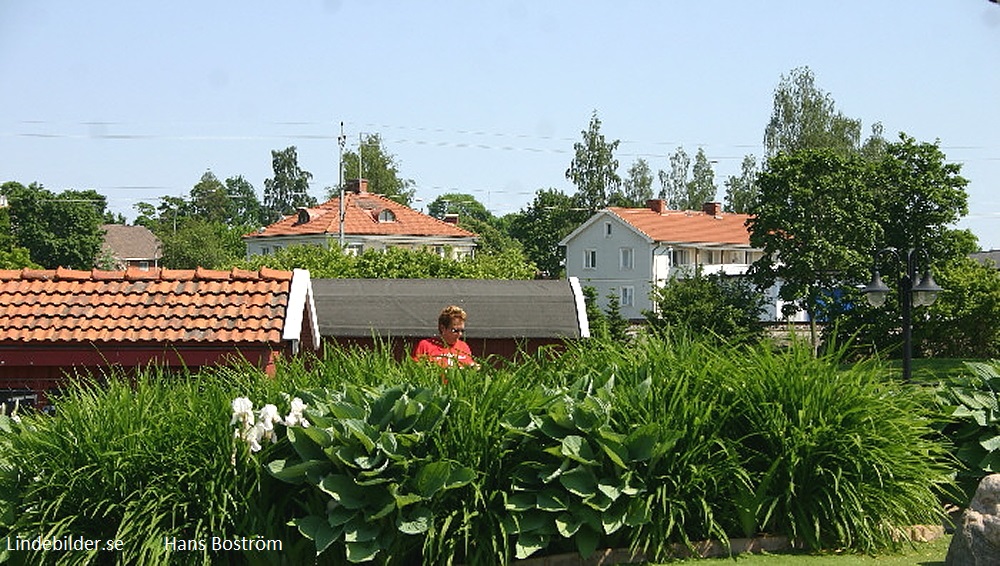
[0,266,295,282]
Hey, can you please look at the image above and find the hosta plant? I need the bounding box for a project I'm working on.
[936,361,1000,501]
[498,376,656,560]
[263,384,476,564]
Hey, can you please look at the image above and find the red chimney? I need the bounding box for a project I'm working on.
[347,178,369,194]
[647,199,667,214]
[702,202,722,216]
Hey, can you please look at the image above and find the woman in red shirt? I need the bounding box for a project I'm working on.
[412,305,477,368]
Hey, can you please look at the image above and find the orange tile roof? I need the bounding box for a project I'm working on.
[607,207,753,246]
[0,266,295,344]
[246,191,476,239]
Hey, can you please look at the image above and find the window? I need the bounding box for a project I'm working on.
[345,243,363,256]
[377,209,396,222]
[584,249,597,270]
[261,246,271,255]
[620,286,635,307]
[620,247,634,271]
[604,222,613,238]
[138,261,150,271]
[671,249,688,265]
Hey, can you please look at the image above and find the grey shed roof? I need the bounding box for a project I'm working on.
[311,278,590,339]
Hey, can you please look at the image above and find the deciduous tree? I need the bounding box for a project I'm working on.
[645,269,766,344]
[763,66,862,159]
[507,188,589,278]
[723,155,759,213]
[748,149,879,346]
[2,181,105,269]
[566,111,620,211]
[619,158,654,207]
[264,146,316,224]
[335,133,416,206]
[658,147,689,209]
[685,147,718,209]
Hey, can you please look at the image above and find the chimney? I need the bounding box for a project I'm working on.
[702,202,722,216]
[647,199,667,214]
[443,213,459,224]
[347,178,369,194]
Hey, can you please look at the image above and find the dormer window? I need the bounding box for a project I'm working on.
[377,209,396,223]
[296,208,312,225]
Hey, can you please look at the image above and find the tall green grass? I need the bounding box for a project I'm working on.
[0,365,311,565]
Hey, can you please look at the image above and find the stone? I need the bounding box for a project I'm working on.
[947,474,1000,565]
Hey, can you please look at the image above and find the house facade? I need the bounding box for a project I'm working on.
[560,200,802,322]
[244,179,477,258]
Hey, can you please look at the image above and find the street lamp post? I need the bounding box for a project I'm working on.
[862,247,942,381]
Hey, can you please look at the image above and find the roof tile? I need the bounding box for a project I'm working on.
[607,207,753,246]
[0,267,295,346]
[246,191,476,240]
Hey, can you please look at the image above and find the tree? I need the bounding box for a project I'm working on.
[763,66,862,159]
[334,133,416,206]
[619,158,654,207]
[747,149,880,347]
[684,147,718,210]
[426,193,492,223]
[263,146,316,224]
[566,110,620,211]
[657,147,689,209]
[0,198,39,269]
[872,134,971,261]
[507,188,589,278]
[921,257,1000,358]
[159,218,246,269]
[724,155,759,213]
[189,171,231,225]
[134,195,190,234]
[823,134,978,358]
[225,175,267,228]
[2,181,106,269]
[645,270,766,344]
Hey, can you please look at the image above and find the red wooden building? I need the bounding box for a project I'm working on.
[0,266,319,408]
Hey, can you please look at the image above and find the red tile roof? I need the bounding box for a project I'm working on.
[246,191,476,239]
[0,266,295,344]
[607,206,753,246]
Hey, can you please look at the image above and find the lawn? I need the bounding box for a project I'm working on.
[674,535,950,565]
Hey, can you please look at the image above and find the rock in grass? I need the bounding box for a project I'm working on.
[947,473,1000,565]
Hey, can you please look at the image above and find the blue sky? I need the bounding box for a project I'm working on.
[2,1,999,248]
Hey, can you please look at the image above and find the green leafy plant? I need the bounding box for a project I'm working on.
[498,377,654,560]
[936,361,1000,501]
[264,384,476,563]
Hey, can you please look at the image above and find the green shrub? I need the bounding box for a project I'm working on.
[935,361,1000,503]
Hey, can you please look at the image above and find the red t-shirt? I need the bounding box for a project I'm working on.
[411,337,476,368]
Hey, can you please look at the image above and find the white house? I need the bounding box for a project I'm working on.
[244,179,477,258]
[559,200,803,322]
